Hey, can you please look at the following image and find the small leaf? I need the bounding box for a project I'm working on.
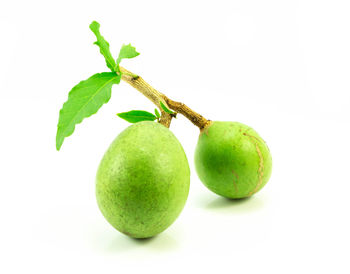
[154,108,161,119]
[116,44,140,70]
[56,72,121,150]
[90,21,117,72]
[160,101,174,114]
[117,110,157,123]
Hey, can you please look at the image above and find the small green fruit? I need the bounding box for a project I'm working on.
[96,121,190,238]
[194,121,272,199]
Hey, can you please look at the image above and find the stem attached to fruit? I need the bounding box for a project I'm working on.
[162,97,210,129]
[120,66,210,129]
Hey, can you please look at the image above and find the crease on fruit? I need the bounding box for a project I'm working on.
[231,170,239,193]
[243,132,264,196]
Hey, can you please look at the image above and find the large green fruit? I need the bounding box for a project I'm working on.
[194,121,272,199]
[96,121,190,238]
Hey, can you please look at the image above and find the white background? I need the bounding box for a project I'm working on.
[1,0,350,273]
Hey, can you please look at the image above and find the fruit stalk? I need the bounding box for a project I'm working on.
[163,97,210,129]
[120,66,210,129]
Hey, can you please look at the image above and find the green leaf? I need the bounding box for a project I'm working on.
[117,110,157,123]
[159,101,174,114]
[154,108,161,119]
[90,21,117,72]
[116,44,140,69]
[56,72,121,150]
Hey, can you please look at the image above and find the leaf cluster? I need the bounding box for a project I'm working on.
[56,21,140,150]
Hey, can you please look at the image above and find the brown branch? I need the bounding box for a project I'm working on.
[119,66,209,129]
[120,67,173,127]
[162,97,210,129]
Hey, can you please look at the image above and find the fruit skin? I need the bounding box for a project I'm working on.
[96,121,190,238]
[194,121,272,199]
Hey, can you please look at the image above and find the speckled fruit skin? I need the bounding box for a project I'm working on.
[96,121,190,238]
[194,121,272,199]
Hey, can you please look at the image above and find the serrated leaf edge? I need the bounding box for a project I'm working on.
[89,21,117,72]
[56,73,120,150]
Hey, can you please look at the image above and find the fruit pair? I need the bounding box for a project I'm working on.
[56,21,273,239]
[96,120,272,238]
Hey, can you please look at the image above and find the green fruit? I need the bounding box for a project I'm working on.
[96,121,190,238]
[194,121,272,199]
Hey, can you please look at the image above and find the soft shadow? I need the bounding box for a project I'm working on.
[207,196,252,209]
[94,230,179,254]
[197,194,265,214]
